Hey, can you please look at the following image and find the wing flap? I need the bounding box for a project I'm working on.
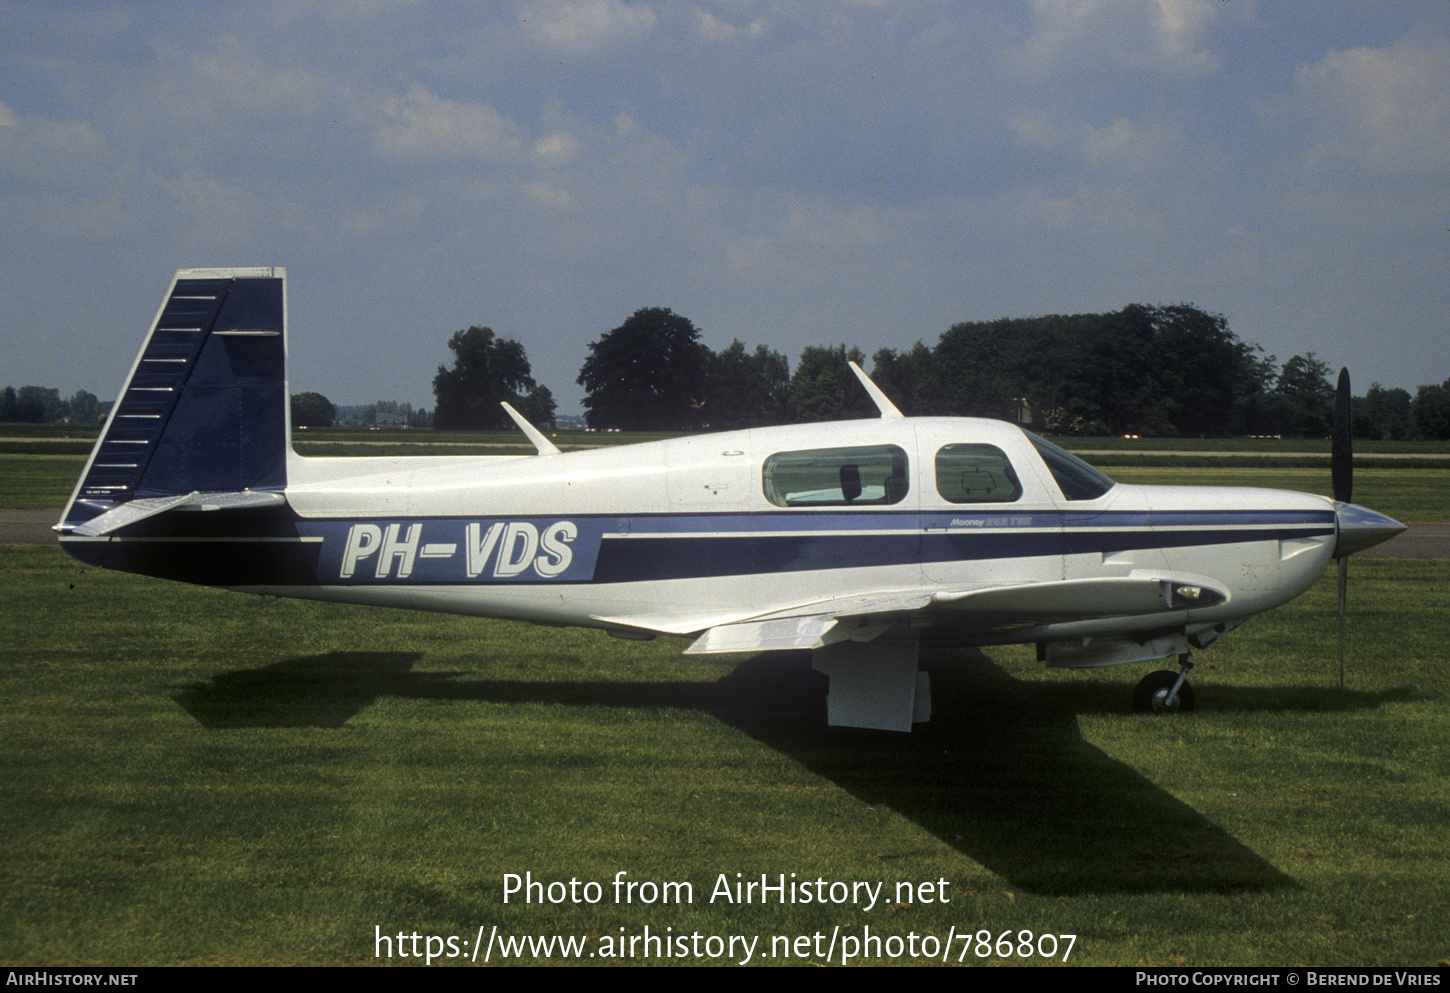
[683,589,933,654]
[685,616,843,654]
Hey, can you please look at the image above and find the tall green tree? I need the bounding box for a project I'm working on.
[14,386,61,423]
[1144,304,1262,437]
[1412,380,1450,440]
[931,304,1274,436]
[433,327,536,430]
[1031,311,1155,435]
[1273,353,1335,437]
[932,318,1035,421]
[577,308,708,430]
[66,389,103,425]
[704,340,791,429]
[870,342,947,416]
[1355,383,1412,440]
[290,392,336,428]
[515,385,557,429]
[788,344,873,422]
[1234,348,1284,437]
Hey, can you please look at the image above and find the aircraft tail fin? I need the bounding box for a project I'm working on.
[60,268,289,532]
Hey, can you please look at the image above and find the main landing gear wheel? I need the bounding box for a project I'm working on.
[1133,667,1196,714]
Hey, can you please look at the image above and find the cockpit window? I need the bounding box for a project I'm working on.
[762,445,909,507]
[1025,432,1115,501]
[934,444,1022,503]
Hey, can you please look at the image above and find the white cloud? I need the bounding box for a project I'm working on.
[532,130,581,167]
[517,0,658,56]
[1012,0,1226,77]
[299,0,429,25]
[1150,0,1227,64]
[782,196,898,248]
[1287,31,1450,175]
[1080,114,1186,174]
[0,101,17,128]
[0,114,111,189]
[523,179,577,209]
[613,112,642,139]
[690,7,768,44]
[724,235,783,271]
[1006,108,1189,175]
[1001,183,1165,240]
[146,33,335,122]
[372,85,525,163]
[1007,108,1069,151]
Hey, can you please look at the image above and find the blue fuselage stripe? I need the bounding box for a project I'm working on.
[59,506,1336,587]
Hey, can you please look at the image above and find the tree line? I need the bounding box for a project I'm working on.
[11,305,1448,439]
[430,304,1450,439]
[293,396,435,429]
[0,387,103,424]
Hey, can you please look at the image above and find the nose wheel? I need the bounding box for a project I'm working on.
[1133,655,1196,713]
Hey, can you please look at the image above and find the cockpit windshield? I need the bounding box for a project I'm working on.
[1025,432,1116,501]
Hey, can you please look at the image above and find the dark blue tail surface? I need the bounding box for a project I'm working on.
[61,268,289,533]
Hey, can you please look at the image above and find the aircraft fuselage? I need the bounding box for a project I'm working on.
[56,268,1406,730]
[67,416,1345,651]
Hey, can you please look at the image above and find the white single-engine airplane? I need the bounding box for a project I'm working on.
[57,268,1406,731]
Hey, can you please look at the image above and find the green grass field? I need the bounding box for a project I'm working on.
[2,559,1446,966]
[2,442,1446,966]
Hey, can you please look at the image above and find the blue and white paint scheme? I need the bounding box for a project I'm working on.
[57,268,1407,731]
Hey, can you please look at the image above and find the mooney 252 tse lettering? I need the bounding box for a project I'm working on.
[57,269,1406,731]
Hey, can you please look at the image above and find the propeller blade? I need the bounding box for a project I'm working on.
[1332,367,1352,504]
[1332,367,1351,688]
[1337,556,1347,689]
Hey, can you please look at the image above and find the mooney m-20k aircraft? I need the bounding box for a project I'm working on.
[57,268,1406,731]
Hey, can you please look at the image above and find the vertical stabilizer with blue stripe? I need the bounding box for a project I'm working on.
[59,268,289,537]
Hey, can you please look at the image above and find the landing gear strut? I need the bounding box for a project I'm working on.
[1133,654,1196,713]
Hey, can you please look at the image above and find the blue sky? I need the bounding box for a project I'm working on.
[3,1,1447,415]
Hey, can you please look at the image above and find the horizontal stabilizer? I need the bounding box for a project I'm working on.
[72,492,199,536]
[69,490,286,536]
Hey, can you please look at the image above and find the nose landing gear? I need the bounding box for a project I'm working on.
[1133,654,1196,713]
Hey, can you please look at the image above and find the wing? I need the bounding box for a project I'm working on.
[679,573,1228,654]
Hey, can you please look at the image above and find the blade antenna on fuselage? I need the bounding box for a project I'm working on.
[501,402,562,456]
[848,362,905,420]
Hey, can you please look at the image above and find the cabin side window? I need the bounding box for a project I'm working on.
[1025,431,1116,501]
[762,445,909,507]
[934,444,1022,504]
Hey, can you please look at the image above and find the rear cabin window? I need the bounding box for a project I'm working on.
[934,444,1022,503]
[762,445,909,507]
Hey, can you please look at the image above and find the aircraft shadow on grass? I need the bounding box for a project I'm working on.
[172,650,1412,897]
